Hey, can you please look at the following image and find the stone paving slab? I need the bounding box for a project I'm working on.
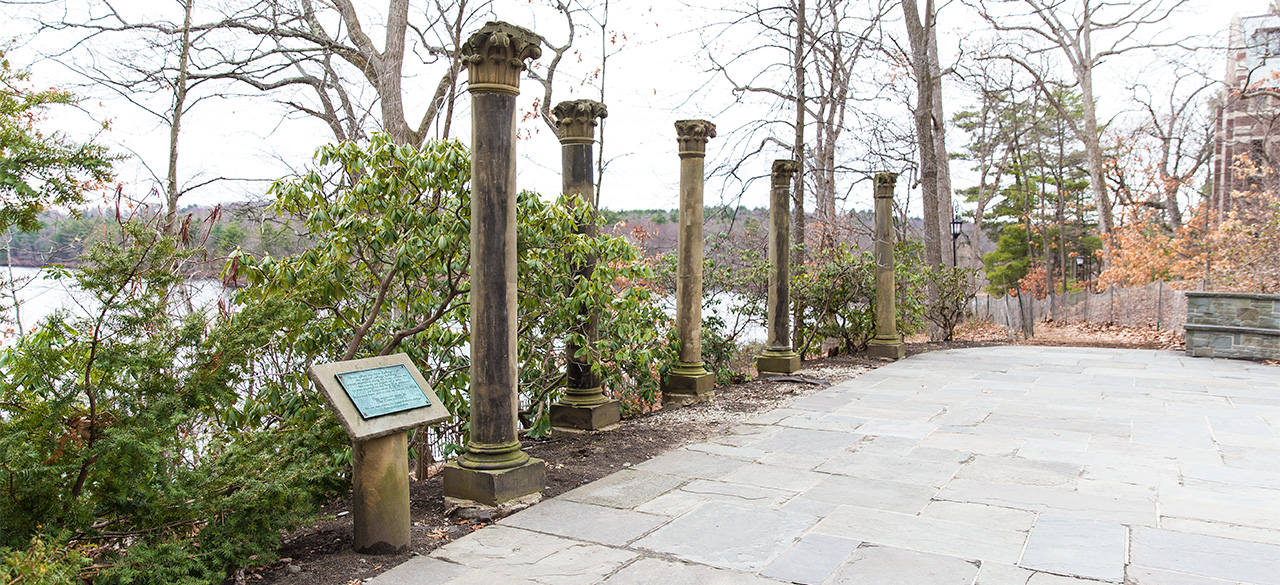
[425,525,637,585]
[758,533,861,584]
[631,500,819,572]
[812,504,1028,563]
[826,545,980,585]
[1019,515,1127,582]
[1130,526,1280,585]
[371,348,1280,585]
[557,469,686,510]
[498,498,667,546]
[601,558,786,584]
[815,450,962,487]
[629,448,752,480]
[974,562,1036,585]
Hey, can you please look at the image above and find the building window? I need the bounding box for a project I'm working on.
[1254,28,1280,57]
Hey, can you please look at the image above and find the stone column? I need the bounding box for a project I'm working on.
[867,172,906,360]
[549,99,620,432]
[662,119,717,407]
[756,159,802,375]
[443,21,546,511]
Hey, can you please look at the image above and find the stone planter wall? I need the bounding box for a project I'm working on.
[1185,292,1280,361]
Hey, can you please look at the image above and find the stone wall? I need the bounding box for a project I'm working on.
[1185,292,1280,361]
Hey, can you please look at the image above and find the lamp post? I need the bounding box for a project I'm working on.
[949,216,963,268]
[1075,256,1083,284]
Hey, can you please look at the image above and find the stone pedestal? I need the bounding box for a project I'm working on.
[549,99,620,432]
[443,21,546,511]
[352,432,410,554]
[442,457,546,508]
[868,172,905,360]
[662,119,717,407]
[756,159,802,376]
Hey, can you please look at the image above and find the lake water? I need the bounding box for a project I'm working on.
[2,265,767,346]
[1,266,229,344]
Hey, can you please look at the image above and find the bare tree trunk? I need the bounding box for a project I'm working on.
[927,15,954,267]
[595,0,611,203]
[904,0,944,339]
[791,0,808,356]
[1078,67,1114,236]
[1056,179,1067,292]
[903,0,941,269]
[164,0,195,236]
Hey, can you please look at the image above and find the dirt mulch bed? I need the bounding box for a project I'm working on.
[246,322,1191,585]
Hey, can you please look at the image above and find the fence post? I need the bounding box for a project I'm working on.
[1084,286,1089,324]
[1156,281,1163,331]
[1109,286,1115,325]
[1004,292,1012,332]
[1016,286,1034,338]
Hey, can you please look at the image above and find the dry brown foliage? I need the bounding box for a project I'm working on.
[1100,191,1280,293]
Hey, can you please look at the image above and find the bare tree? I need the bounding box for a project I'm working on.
[808,0,889,248]
[1118,60,1214,230]
[901,0,943,274]
[30,0,242,234]
[204,0,490,147]
[953,57,1027,268]
[696,0,891,352]
[965,0,1194,242]
[525,1,580,136]
[699,0,890,232]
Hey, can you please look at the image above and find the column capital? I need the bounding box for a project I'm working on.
[675,119,716,158]
[554,100,608,145]
[462,21,543,96]
[874,172,898,198]
[771,159,799,184]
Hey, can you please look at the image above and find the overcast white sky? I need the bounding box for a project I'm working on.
[2,0,1272,216]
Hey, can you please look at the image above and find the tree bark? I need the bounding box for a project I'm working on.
[927,13,954,267]
[791,0,808,356]
[903,0,945,339]
[164,0,195,236]
[1077,65,1114,235]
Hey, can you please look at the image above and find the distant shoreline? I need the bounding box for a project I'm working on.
[2,259,84,270]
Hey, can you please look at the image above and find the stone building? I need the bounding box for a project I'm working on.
[1213,1,1280,207]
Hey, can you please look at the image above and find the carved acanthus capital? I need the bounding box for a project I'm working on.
[771,159,799,185]
[675,119,716,158]
[462,21,543,95]
[554,100,608,144]
[874,172,898,198]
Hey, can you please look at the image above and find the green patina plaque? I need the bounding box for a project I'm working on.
[335,364,431,420]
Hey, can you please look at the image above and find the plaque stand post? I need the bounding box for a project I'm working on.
[661,119,717,408]
[442,22,547,514]
[352,431,410,554]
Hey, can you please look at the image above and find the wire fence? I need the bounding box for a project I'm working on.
[971,281,1188,338]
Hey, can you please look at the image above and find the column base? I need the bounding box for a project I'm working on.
[443,457,546,509]
[661,366,715,408]
[550,398,621,431]
[866,338,905,360]
[756,350,801,375]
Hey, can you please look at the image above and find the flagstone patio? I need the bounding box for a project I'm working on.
[371,346,1280,585]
